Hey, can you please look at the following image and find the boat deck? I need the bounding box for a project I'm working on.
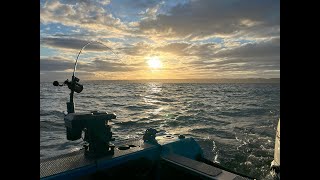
[40,136,253,180]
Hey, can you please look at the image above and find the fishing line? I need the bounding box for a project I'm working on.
[73,41,124,77]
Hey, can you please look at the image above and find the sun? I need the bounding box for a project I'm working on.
[147,56,162,69]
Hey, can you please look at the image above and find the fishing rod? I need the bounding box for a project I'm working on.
[53,41,120,113]
[73,41,120,77]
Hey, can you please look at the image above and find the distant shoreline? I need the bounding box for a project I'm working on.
[41,78,280,84]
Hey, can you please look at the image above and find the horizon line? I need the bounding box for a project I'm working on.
[41,78,280,83]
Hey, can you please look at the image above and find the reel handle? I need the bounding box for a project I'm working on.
[53,81,64,86]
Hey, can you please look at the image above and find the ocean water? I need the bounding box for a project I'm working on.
[40,81,280,179]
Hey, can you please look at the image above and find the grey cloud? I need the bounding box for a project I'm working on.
[120,0,159,9]
[41,37,110,51]
[85,60,137,72]
[187,38,279,73]
[40,57,137,72]
[189,60,215,65]
[215,38,280,58]
[120,42,152,56]
[188,38,279,64]
[139,0,279,39]
[209,62,279,72]
[191,57,279,73]
[40,71,94,82]
[40,57,76,71]
[156,42,217,58]
[188,43,217,57]
[212,57,279,66]
[157,42,191,56]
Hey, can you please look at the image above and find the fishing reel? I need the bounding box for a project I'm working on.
[53,76,83,94]
[53,76,83,114]
[53,76,117,157]
[54,75,118,158]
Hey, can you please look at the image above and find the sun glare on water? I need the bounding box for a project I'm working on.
[147,56,162,69]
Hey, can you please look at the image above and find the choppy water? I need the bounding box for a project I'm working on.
[40,81,280,179]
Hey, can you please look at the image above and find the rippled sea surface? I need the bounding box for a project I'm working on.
[40,80,280,179]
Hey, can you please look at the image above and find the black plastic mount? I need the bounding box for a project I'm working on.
[64,111,117,158]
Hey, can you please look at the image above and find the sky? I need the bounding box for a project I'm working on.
[40,0,280,81]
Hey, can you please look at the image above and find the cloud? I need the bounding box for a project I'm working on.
[41,37,110,51]
[120,42,153,56]
[186,38,280,73]
[40,0,280,80]
[120,42,216,57]
[188,43,218,58]
[120,0,159,9]
[100,0,110,5]
[40,71,95,82]
[40,0,129,35]
[154,42,218,58]
[40,56,137,73]
[215,37,280,59]
[40,37,279,78]
[139,3,162,20]
[157,42,191,56]
[139,0,279,39]
[40,57,76,71]
[85,59,137,72]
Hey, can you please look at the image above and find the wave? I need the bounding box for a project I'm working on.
[40,82,280,179]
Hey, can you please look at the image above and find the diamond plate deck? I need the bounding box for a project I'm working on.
[40,139,158,179]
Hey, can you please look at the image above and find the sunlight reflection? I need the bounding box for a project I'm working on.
[147,82,162,93]
[142,83,164,115]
